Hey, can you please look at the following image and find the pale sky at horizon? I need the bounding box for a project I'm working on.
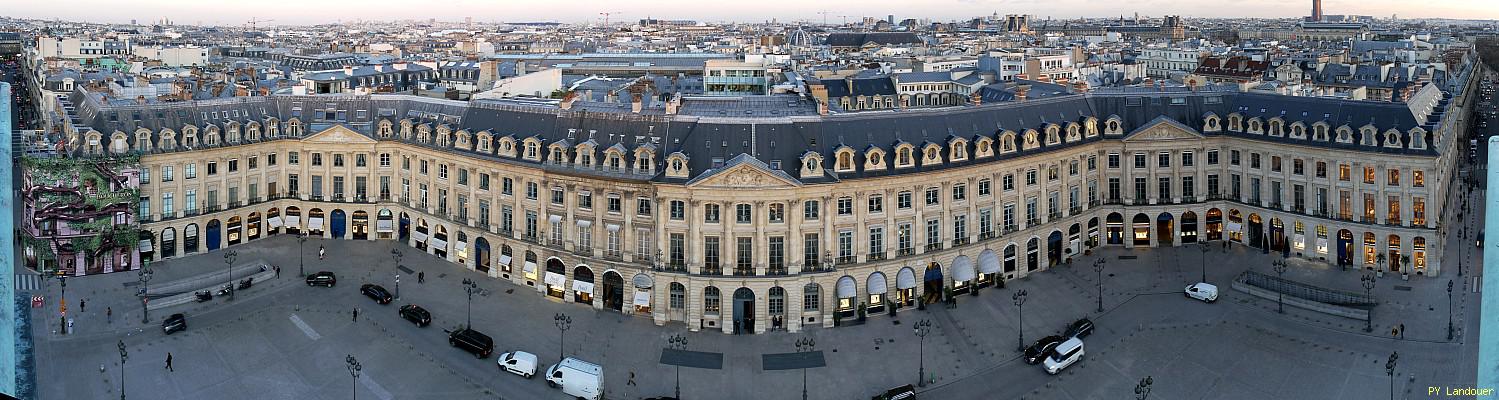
[5,0,1498,26]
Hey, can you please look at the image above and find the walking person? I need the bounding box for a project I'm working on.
[274,265,280,278]
[106,307,112,324]
[165,353,173,372]
[80,299,86,312]
[418,271,424,284]
[627,371,636,386]
[1399,323,1406,339]
[319,245,326,260]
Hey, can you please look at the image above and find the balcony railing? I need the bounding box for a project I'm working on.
[838,256,856,264]
[1069,206,1083,215]
[701,265,723,276]
[1104,198,1124,205]
[1362,216,1378,224]
[898,247,915,256]
[979,231,995,240]
[1003,225,1019,235]
[868,252,886,261]
[1026,218,1041,227]
[1182,195,1198,203]
[800,263,835,273]
[1089,199,1101,207]
[732,267,755,277]
[925,243,943,251]
[661,262,687,273]
[1047,212,1062,220]
[310,194,324,201]
[766,266,789,276]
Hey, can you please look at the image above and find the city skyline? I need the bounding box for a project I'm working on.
[5,0,1498,26]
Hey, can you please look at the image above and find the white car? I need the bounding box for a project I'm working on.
[1185,282,1218,303]
[497,351,538,379]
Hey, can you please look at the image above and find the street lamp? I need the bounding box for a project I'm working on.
[58,275,67,335]
[1013,290,1028,352]
[117,340,127,400]
[554,313,572,361]
[1272,260,1288,314]
[298,233,308,277]
[1386,351,1399,400]
[823,250,834,272]
[913,319,933,387]
[1092,259,1106,313]
[1199,241,1211,283]
[794,336,815,400]
[223,250,238,301]
[137,264,154,324]
[1134,375,1153,400]
[345,354,362,400]
[461,278,479,328]
[1448,280,1455,340]
[1361,271,1377,332]
[392,248,403,301]
[667,333,688,399]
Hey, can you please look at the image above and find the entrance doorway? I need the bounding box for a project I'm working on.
[603,271,624,312]
[732,287,755,334]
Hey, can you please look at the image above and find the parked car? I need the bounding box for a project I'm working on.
[1064,317,1095,338]
[1185,282,1219,303]
[1042,337,1085,374]
[871,384,918,400]
[546,357,603,400]
[361,284,393,304]
[448,327,494,359]
[1023,335,1067,365]
[306,271,337,287]
[399,304,431,327]
[497,350,538,378]
[162,313,187,335]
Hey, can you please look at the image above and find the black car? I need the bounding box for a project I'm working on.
[361,284,393,304]
[1064,318,1095,338]
[1023,335,1066,365]
[162,313,187,335]
[448,327,494,359]
[399,304,431,327]
[306,271,337,287]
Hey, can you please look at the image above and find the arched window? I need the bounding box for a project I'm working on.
[669,282,685,309]
[803,283,821,312]
[703,286,721,314]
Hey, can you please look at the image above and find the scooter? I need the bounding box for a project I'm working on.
[194,290,213,302]
[215,283,233,297]
[237,277,254,290]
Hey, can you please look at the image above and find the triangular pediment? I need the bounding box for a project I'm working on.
[1123,116,1204,142]
[302,125,378,144]
[686,155,802,189]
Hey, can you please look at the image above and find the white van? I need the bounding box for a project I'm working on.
[546,357,603,400]
[1042,337,1084,375]
[497,351,537,379]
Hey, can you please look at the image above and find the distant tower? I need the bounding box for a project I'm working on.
[1311,0,1323,21]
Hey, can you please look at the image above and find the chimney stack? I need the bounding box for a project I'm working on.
[970,91,982,106]
[631,93,643,113]
[344,65,355,76]
[665,92,682,115]
[1015,84,1030,101]
[559,91,577,110]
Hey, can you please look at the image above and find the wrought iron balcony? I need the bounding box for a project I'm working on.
[979,231,995,240]
[765,266,789,276]
[868,252,886,261]
[1026,218,1041,227]
[732,267,755,277]
[925,243,943,251]
[898,247,915,256]
[953,237,969,246]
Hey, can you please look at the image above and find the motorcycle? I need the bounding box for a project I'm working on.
[194,290,213,302]
[215,283,233,297]
[237,277,254,290]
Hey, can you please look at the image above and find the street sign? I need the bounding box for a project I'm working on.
[31,295,42,308]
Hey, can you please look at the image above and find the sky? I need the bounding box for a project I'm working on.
[5,0,1498,26]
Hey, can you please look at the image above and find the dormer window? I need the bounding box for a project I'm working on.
[1385,130,1402,148]
[1313,124,1329,141]
[1044,125,1061,145]
[378,120,393,137]
[1248,118,1262,134]
[524,141,540,160]
[865,149,886,170]
[976,138,992,157]
[950,141,968,161]
[1000,132,1017,153]
[1228,114,1243,132]
[923,146,942,165]
[896,146,914,168]
[835,151,854,172]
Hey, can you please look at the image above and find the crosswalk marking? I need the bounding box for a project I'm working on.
[13,274,41,293]
[289,314,322,341]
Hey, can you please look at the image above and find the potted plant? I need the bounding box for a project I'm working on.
[887,299,897,317]
[917,293,927,310]
[997,275,1007,289]
[1400,255,1411,280]
[943,286,955,308]
[1084,237,1097,255]
[1375,253,1386,277]
[857,302,867,323]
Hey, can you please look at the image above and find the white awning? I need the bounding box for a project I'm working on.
[896,267,917,289]
[413,231,429,243]
[549,215,563,223]
[284,216,301,229]
[1316,237,1330,253]
[523,261,537,274]
[632,273,653,289]
[162,229,176,241]
[376,220,394,232]
[429,237,448,250]
[498,254,513,266]
[836,276,857,298]
[454,242,467,253]
[267,216,283,228]
[138,239,153,252]
[952,255,976,282]
[308,217,325,230]
[573,280,594,295]
[1227,221,1242,233]
[1293,233,1306,247]
[633,291,651,307]
[978,249,1001,274]
[867,272,888,295]
[544,271,566,287]
[577,220,592,227]
[606,223,620,232]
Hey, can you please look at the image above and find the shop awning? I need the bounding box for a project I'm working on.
[498,254,513,267]
[632,273,653,289]
[138,239,153,252]
[1293,233,1306,247]
[896,267,917,290]
[573,280,594,295]
[835,276,856,299]
[576,219,592,227]
[429,237,447,250]
[1316,237,1329,252]
[413,230,429,243]
[267,216,283,228]
[523,261,537,275]
[162,229,176,241]
[544,271,566,287]
[454,241,467,253]
[633,291,651,307]
[952,255,976,282]
[867,272,888,295]
[308,217,325,230]
[284,216,301,229]
[1227,222,1242,233]
[978,250,1001,274]
[376,220,394,232]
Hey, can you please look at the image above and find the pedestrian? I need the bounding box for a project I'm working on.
[165,353,173,372]
[1399,323,1405,339]
[627,371,636,386]
[106,307,112,324]
[274,265,280,278]
[353,307,359,322]
[418,271,424,284]
[80,299,85,312]
[319,245,326,260]
[1391,326,1399,338]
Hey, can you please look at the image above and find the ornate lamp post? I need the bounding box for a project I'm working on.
[667,333,688,399]
[117,340,127,400]
[223,250,238,301]
[58,275,67,335]
[554,312,572,361]
[823,250,834,272]
[391,248,403,300]
[1448,280,1455,340]
[1199,241,1211,283]
[298,233,308,277]
[794,336,816,399]
[345,354,362,400]
[1092,259,1106,312]
[1134,375,1153,400]
[1012,289,1028,351]
[1272,259,1288,313]
[1361,271,1377,332]
[913,319,933,387]
[461,278,479,328]
[1386,351,1399,400]
[137,264,154,324]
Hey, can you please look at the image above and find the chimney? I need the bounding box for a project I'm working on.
[392,62,407,71]
[817,100,829,116]
[344,65,355,76]
[1015,84,1030,101]
[665,92,682,115]
[631,93,643,113]
[559,91,577,110]
[970,91,982,106]
[136,95,146,105]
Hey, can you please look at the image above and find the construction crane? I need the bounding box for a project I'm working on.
[816,10,831,26]
[598,11,622,27]
[246,17,273,30]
